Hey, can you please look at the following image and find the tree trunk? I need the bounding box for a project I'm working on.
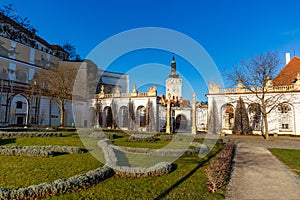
[59,100,64,127]
[263,114,269,140]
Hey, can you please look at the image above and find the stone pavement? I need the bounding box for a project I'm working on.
[225,137,300,200]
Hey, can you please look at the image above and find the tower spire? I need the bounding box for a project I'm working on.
[169,53,179,78]
[172,53,175,63]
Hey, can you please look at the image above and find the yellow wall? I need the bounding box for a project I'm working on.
[0,36,61,68]
[0,37,11,57]
[16,43,30,63]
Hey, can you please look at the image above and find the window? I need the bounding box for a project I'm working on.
[16,101,22,109]
[282,124,289,129]
[278,104,293,131]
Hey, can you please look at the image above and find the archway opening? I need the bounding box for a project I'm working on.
[119,106,129,128]
[10,94,28,126]
[221,104,234,130]
[136,106,146,128]
[103,106,113,128]
[175,114,187,131]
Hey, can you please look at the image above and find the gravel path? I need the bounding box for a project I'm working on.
[224,136,300,200]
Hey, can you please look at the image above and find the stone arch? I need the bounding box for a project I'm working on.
[248,103,262,131]
[136,105,146,128]
[103,106,113,128]
[175,114,188,131]
[221,104,235,129]
[277,103,294,133]
[119,106,129,128]
[10,94,28,125]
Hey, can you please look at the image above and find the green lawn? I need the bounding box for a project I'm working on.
[0,131,225,199]
[269,148,300,177]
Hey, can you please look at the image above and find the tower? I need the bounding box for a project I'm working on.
[166,55,182,99]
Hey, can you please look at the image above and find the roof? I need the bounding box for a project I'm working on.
[51,44,66,52]
[0,13,64,52]
[273,56,300,85]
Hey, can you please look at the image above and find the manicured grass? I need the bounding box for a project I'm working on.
[47,147,224,200]
[0,153,101,188]
[269,148,300,177]
[0,131,84,148]
[0,130,225,199]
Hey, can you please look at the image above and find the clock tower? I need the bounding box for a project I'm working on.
[166,55,182,100]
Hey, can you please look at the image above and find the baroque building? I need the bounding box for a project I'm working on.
[91,56,208,133]
[207,55,300,136]
[0,13,128,127]
[0,12,207,131]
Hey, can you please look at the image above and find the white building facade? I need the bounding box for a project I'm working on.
[206,56,300,136]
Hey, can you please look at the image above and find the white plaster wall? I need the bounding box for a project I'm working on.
[207,91,300,135]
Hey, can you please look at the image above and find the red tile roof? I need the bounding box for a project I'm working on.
[273,56,300,86]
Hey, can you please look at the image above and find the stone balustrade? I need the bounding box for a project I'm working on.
[210,83,297,94]
[95,91,157,99]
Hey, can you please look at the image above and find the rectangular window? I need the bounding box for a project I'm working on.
[282,124,289,129]
[16,101,22,109]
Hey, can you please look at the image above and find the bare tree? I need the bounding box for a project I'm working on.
[228,51,286,140]
[33,65,78,127]
[62,41,81,61]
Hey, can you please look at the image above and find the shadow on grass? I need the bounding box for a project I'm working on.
[154,148,222,200]
[0,138,16,145]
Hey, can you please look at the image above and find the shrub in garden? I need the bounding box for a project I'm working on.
[205,140,235,193]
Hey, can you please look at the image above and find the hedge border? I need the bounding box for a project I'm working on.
[0,166,113,200]
[0,145,85,157]
[205,140,235,193]
[0,132,62,138]
[98,139,174,177]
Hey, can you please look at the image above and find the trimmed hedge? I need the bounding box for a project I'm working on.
[205,140,235,193]
[0,132,62,138]
[113,162,173,178]
[128,134,156,142]
[97,139,174,177]
[111,144,210,156]
[0,146,85,157]
[77,128,117,140]
[0,166,113,199]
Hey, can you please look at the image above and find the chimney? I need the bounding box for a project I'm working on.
[285,52,291,65]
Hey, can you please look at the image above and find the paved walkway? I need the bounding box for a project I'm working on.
[225,137,300,200]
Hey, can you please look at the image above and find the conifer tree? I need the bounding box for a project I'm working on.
[233,97,251,134]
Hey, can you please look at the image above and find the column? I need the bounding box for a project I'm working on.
[166,95,171,134]
[191,92,197,134]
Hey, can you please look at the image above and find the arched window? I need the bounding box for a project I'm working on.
[278,104,293,130]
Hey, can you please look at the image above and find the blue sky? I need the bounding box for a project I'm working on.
[2,0,300,101]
